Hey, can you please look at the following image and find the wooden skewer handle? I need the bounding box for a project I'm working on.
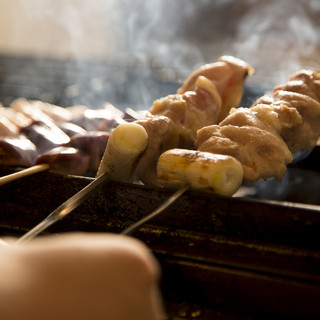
[0,163,50,186]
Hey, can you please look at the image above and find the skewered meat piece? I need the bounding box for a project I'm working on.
[58,122,87,137]
[196,69,320,182]
[178,55,254,122]
[253,70,320,153]
[10,98,57,125]
[21,121,70,154]
[135,116,184,185]
[135,56,253,185]
[64,131,110,172]
[70,102,126,132]
[0,115,19,136]
[0,106,32,130]
[274,70,320,101]
[149,57,253,142]
[149,76,222,144]
[0,135,38,167]
[36,147,90,176]
[27,100,74,124]
[196,124,292,182]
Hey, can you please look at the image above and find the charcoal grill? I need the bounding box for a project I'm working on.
[1,55,320,319]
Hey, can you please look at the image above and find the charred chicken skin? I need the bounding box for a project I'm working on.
[196,70,320,182]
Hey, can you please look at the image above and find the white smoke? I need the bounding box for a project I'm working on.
[0,0,319,106]
[119,0,320,84]
[232,0,320,85]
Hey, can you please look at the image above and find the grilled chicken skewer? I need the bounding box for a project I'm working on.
[123,69,320,235]
[121,150,244,236]
[0,56,252,187]
[18,149,243,243]
[136,56,253,185]
[155,70,320,201]
[16,56,252,241]
[196,69,320,182]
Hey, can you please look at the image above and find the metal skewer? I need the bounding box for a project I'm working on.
[16,171,112,244]
[16,171,188,243]
[121,185,189,236]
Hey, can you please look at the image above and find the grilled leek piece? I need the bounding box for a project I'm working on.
[157,148,243,196]
[97,123,148,182]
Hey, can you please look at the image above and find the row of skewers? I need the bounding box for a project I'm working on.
[0,56,250,195]
[1,55,320,200]
[0,97,136,177]
[97,56,320,197]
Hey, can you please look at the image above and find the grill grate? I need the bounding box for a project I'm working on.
[0,54,183,109]
[0,54,266,109]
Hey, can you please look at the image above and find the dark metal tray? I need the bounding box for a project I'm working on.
[1,163,320,319]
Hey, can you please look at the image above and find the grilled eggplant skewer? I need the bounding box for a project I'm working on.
[0,100,123,185]
[17,122,149,243]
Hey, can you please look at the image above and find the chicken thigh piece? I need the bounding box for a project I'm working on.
[196,69,320,182]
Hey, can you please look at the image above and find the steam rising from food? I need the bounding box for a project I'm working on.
[0,0,319,109]
[118,0,320,86]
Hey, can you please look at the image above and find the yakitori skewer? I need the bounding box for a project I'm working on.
[0,98,129,185]
[121,150,244,236]
[119,69,320,235]
[196,69,320,182]
[7,63,320,247]
[14,55,253,241]
[0,56,252,188]
[17,122,149,243]
[0,130,111,186]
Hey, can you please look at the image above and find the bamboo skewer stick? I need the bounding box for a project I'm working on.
[0,163,50,186]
